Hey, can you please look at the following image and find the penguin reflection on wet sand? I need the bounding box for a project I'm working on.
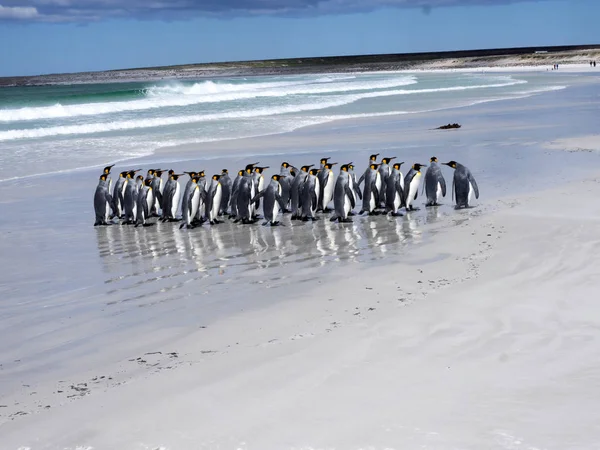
[424,157,446,207]
[252,174,286,226]
[404,163,427,211]
[442,161,479,209]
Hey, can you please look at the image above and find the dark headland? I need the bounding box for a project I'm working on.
[2,44,599,87]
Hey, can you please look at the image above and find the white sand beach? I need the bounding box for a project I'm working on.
[1,69,600,450]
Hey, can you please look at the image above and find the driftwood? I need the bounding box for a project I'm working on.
[437,123,462,130]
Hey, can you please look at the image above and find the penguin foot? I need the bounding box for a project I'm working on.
[143,223,155,227]
[341,218,353,223]
[271,221,281,226]
[348,211,356,216]
[391,212,404,217]
[329,216,339,222]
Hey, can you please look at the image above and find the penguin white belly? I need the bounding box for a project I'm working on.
[399,173,405,192]
[190,187,200,223]
[436,182,443,203]
[250,181,257,216]
[211,185,222,221]
[343,194,351,218]
[393,191,401,212]
[369,192,376,212]
[323,172,334,207]
[271,200,279,222]
[406,178,420,208]
[105,200,110,222]
[313,179,320,217]
[375,173,382,194]
[171,183,180,217]
[468,182,474,206]
[146,190,154,216]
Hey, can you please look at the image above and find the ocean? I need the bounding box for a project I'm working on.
[0,71,568,182]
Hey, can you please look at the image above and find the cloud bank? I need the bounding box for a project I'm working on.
[0,0,557,23]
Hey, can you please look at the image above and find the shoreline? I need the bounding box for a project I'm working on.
[1,46,599,87]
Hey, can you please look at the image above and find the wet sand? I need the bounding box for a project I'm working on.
[1,75,600,449]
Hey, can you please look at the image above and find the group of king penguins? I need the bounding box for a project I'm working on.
[93,154,479,228]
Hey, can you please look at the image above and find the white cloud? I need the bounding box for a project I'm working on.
[0,4,40,19]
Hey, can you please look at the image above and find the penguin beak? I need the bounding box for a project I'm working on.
[389,157,397,160]
[442,162,451,166]
[330,162,338,166]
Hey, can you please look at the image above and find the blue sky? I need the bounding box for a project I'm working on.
[0,0,598,77]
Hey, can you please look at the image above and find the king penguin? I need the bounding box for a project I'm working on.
[404,163,427,211]
[348,163,362,203]
[319,157,331,170]
[278,162,294,212]
[424,157,447,207]
[219,169,232,216]
[360,163,381,215]
[180,176,202,229]
[135,178,155,227]
[330,164,356,223]
[230,169,244,219]
[442,161,479,208]
[252,166,269,211]
[318,162,337,212]
[150,169,164,216]
[112,171,129,219]
[161,173,183,222]
[385,162,405,216]
[252,174,286,226]
[301,168,321,221]
[123,172,142,224]
[207,174,223,225]
[94,174,114,226]
[235,163,259,224]
[378,157,396,207]
[290,165,313,220]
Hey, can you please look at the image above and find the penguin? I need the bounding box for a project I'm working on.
[442,161,479,208]
[229,169,244,219]
[348,163,362,202]
[150,169,164,216]
[94,174,114,226]
[318,162,337,212]
[404,163,427,211]
[360,163,381,215]
[219,169,232,215]
[252,174,286,226]
[161,172,183,222]
[319,157,331,170]
[235,163,259,224]
[135,178,155,227]
[123,172,142,224]
[378,157,396,207]
[112,171,129,219]
[301,168,320,221]
[330,164,356,223]
[144,169,155,184]
[385,162,405,216]
[194,170,207,224]
[290,165,313,220]
[206,174,223,225]
[252,166,269,211]
[424,157,447,207]
[278,162,294,212]
[357,154,379,187]
[180,176,202,229]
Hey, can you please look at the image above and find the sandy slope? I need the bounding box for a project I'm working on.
[3,166,600,449]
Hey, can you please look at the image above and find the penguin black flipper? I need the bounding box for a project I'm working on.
[357,172,366,187]
[155,190,163,209]
[468,172,479,199]
[371,181,379,205]
[275,194,286,211]
[344,185,356,209]
[251,191,265,204]
[440,174,447,197]
[310,190,318,211]
[452,178,455,202]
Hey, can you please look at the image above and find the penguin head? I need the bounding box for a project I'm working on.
[382,157,397,164]
[272,174,282,181]
[369,163,381,170]
[320,157,330,165]
[340,164,349,172]
[254,166,269,174]
[119,171,127,178]
[309,169,320,176]
[185,171,197,178]
[103,164,114,174]
[245,163,259,173]
[144,178,153,187]
[222,169,228,175]
[192,176,200,183]
[430,156,439,163]
[147,169,155,176]
[301,165,313,172]
[348,163,355,171]
[392,162,405,170]
[442,161,457,169]
[212,174,221,181]
[238,170,244,176]
[369,153,379,161]
[171,173,183,180]
[199,170,205,177]
[136,175,144,182]
[325,162,337,170]
[281,162,290,169]
[412,163,427,171]
[99,174,108,182]
[155,170,164,177]
[168,169,175,176]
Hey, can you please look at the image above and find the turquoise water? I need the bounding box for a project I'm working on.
[0,71,569,181]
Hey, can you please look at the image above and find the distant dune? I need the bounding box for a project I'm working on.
[1,45,599,87]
